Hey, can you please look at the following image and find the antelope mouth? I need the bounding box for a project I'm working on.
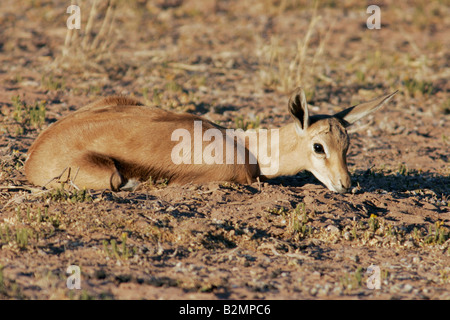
[329,184,349,194]
[311,172,350,194]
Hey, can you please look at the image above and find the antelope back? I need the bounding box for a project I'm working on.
[25,97,257,190]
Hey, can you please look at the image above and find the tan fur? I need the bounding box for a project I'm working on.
[25,96,257,190]
[25,89,397,193]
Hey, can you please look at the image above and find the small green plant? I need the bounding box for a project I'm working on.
[15,228,31,250]
[165,80,183,92]
[267,206,288,215]
[41,74,65,91]
[158,178,169,187]
[143,176,169,190]
[43,186,93,203]
[351,223,358,240]
[235,115,261,131]
[152,88,162,106]
[368,214,380,233]
[397,163,409,176]
[103,233,135,260]
[37,207,48,223]
[2,221,39,250]
[424,221,449,245]
[11,96,46,130]
[339,267,364,292]
[355,70,366,84]
[142,87,149,101]
[0,225,11,244]
[403,77,433,97]
[289,203,310,235]
[271,203,312,238]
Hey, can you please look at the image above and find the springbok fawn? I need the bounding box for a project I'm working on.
[25,87,397,193]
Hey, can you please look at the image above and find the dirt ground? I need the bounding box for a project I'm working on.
[0,0,449,300]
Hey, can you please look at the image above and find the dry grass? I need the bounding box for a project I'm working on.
[56,0,119,72]
[257,0,335,98]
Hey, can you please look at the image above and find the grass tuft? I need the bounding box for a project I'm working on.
[11,96,46,132]
[258,0,334,93]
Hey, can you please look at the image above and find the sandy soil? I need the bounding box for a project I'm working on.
[0,0,449,299]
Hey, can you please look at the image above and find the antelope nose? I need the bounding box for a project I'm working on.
[339,176,351,193]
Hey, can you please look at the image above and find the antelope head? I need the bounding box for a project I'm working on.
[286,87,397,193]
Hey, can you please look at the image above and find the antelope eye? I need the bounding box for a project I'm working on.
[313,143,325,154]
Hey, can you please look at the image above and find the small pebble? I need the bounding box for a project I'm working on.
[326,225,340,233]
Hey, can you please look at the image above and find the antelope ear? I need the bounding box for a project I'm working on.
[334,91,398,127]
[288,87,309,135]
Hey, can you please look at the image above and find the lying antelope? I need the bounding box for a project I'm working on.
[25,87,397,193]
